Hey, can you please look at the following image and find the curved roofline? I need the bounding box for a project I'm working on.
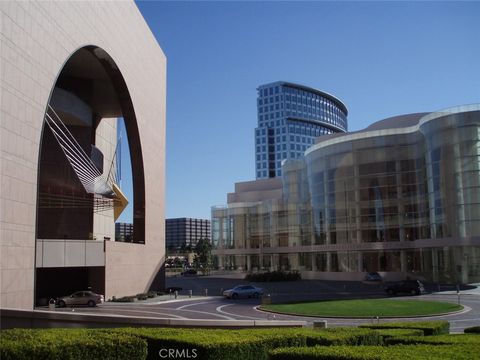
[258,81,348,116]
[287,116,346,133]
[305,104,480,157]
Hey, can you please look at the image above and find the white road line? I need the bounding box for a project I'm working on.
[174,308,235,320]
[450,317,480,322]
[216,304,264,320]
[89,307,187,319]
[104,303,234,320]
[176,301,215,310]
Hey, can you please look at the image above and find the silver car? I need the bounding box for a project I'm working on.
[223,285,264,299]
[56,291,104,307]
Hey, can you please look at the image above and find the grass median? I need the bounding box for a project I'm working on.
[261,299,462,318]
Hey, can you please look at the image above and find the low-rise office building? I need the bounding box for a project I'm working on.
[212,105,480,284]
[166,218,211,250]
[115,223,134,242]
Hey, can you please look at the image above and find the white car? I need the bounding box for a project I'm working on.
[223,285,264,299]
[56,291,104,307]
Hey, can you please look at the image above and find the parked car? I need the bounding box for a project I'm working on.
[364,272,382,282]
[181,269,197,276]
[385,280,425,296]
[223,285,264,299]
[56,291,104,307]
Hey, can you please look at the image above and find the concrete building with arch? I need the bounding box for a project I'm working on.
[0,1,166,309]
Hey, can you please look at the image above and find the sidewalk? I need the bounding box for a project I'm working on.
[433,283,480,296]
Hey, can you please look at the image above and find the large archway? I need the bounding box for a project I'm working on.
[35,46,146,303]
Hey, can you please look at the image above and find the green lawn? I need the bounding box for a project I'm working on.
[261,299,462,317]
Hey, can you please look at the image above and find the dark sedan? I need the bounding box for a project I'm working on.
[385,280,425,296]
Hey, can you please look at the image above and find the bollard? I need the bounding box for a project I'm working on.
[175,290,178,299]
[457,284,460,305]
[189,290,192,298]
[262,294,272,305]
[376,316,380,324]
[48,298,56,311]
[312,320,328,329]
[205,288,208,297]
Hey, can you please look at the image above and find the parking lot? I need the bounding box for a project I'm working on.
[45,276,480,332]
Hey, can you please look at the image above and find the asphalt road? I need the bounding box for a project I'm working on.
[48,277,480,333]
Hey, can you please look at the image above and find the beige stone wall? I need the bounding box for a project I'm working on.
[93,118,117,242]
[0,1,165,309]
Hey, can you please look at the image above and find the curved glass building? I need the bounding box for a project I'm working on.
[213,105,480,284]
[255,81,348,178]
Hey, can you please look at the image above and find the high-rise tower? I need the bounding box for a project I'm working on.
[255,81,348,178]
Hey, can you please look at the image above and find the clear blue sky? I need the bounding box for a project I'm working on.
[118,1,480,223]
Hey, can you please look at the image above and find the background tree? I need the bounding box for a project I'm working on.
[194,237,212,275]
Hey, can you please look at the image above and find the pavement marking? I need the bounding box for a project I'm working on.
[75,307,187,319]
[173,307,235,320]
[450,317,480,322]
[104,302,235,320]
[176,301,216,310]
[215,304,264,320]
[143,297,218,305]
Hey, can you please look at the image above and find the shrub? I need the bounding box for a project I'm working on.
[106,327,296,360]
[110,296,135,302]
[359,320,449,335]
[245,270,301,282]
[371,328,424,339]
[269,344,480,360]
[106,327,384,360]
[136,293,149,300]
[385,334,480,345]
[0,328,147,360]
[464,325,480,334]
[306,327,383,346]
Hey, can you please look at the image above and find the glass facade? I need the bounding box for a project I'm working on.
[213,105,480,283]
[255,82,348,179]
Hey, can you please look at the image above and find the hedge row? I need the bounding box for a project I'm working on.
[359,320,449,335]
[0,323,460,360]
[269,344,480,360]
[0,328,147,360]
[106,327,384,360]
[385,334,480,345]
[370,328,424,339]
[464,325,480,334]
